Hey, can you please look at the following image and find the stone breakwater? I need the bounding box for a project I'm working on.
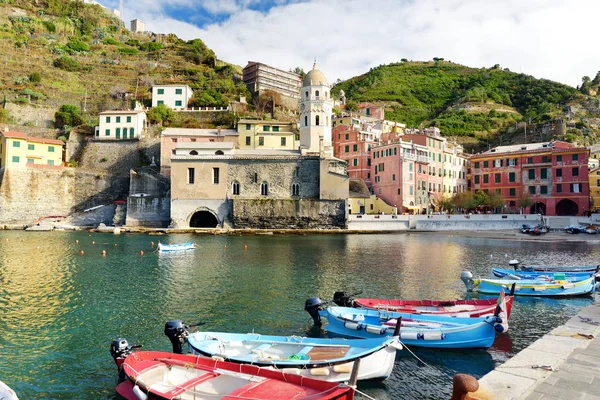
[472,295,600,399]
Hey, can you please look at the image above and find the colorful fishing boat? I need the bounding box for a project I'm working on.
[312,306,504,348]
[491,267,596,281]
[157,241,196,253]
[462,271,596,296]
[0,381,18,400]
[185,331,401,382]
[332,291,514,319]
[505,259,599,274]
[115,350,355,400]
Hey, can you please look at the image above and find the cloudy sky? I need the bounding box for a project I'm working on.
[106,0,598,87]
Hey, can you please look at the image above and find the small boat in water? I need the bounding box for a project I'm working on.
[184,331,401,382]
[0,381,18,400]
[504,259,600,275]
[157,241,196,253]
[331,291,514,319]
[462,271,596,297]
[491,267,596,282]
[115,350,355,400]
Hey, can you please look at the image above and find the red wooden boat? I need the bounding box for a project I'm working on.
[333,290,514,319]
[116,351,354,400]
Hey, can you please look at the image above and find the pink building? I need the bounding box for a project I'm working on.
[160,128,238,176]
[332,124,375,188]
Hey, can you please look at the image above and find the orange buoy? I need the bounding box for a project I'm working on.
[114,243,118,246]
[140,250,144,256]
[244,244,248,250]
[102,250,106,257]
[80,250,84,255]
[92,241,96,245]
[151,241,155,247]
[76,240,79,244]
[224,245,227,248]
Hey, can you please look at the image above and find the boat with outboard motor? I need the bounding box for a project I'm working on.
[157,241,196,253]
[112,347,355,400]
[330,290,514,319]
[162,321,402,382]
[305,293,510,349]
[461,271,596,296]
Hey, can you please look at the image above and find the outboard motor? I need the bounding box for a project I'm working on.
[508,259,520,270]
[164,320,189,354]
[460,271,475,291]
[333,291,354,307]
[110,338,140,381]
[305,297,323,327]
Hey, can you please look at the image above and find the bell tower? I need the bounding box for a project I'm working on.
[299,63,333,155]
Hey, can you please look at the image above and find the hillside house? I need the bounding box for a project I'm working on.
[152,85,193,109]
[0,130,64,169]
[95,110,147,141]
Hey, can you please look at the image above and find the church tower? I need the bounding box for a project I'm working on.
[299,63,333,155]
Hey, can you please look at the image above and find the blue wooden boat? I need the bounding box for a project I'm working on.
[506,259,599,274]
[314,306,503,349]
[491,268,595,281]
[186,331,402,382]
[157,241,196,252]
[462,271,596,296]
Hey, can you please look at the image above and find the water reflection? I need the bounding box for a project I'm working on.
[0,231,596,399]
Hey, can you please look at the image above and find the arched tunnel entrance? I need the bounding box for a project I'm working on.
[189,210,219,228]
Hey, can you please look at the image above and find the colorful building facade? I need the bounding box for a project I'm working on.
[470,141,589,215]
[237,119,297,150]
[0,131,63,169]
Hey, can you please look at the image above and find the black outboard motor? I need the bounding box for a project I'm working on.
[333,291,354,307]
[164,320,189,354]
[110,338,140,381]
[305,297,323,326]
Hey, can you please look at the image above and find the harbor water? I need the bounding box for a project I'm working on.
[0,231,596,399]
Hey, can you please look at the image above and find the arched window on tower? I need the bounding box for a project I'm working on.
[190,150,198,156]
[305,91,308,98]
[304,116,308,126]
[261,182,269,196]
[315,90,320,98]
[325,91,328,98]
[316,115,320,126]
[326,116,329,126]
[292,183,300,196]
[232,181,240,195]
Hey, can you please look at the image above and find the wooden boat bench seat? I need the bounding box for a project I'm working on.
[306,346,350,361]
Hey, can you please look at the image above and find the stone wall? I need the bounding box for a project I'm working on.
[78,141,141,172]
[5,103,56,128]
[126,197,170,227]
[0,167,129,224]
[232,199,346,228]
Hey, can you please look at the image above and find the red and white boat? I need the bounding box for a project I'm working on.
[116,351,355,400]
[333,290,514,319]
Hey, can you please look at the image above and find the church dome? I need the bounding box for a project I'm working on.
[303,63,329,87]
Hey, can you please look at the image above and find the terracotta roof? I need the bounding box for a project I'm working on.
[1,131,63,145]
[99,110,146,115]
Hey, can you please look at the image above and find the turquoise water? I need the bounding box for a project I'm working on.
[0,231,596,399]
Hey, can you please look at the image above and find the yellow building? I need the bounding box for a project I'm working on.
[0,131,63,169]
[237,119,297,150]
[348,178,397,214]
[590,167,600,211]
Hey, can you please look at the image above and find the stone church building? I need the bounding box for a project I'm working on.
[169,64,349,229]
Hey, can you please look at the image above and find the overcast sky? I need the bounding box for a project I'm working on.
[106,0,598,87]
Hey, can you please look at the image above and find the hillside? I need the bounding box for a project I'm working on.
[334,61,600,151]
[0,0,249,129]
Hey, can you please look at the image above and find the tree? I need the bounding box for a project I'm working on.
[55,104,83,129]
[147,104,175,125]
[580,76,592,95]
[518,191,533,211]
[592,71,600,86]
[290,67,306,78]
[451,191,477,213]
[109,85,127,100]
[488,192,506,213]
[345,100,358,112]
[474,189,490,208]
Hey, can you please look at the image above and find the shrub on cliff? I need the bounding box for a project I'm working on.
[55,104,83,129]
[53,56,81,72]
[147,104,175,125]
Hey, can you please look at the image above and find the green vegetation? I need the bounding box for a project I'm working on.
[334,61,577,142]
[147,104,175,125]
[54,104,83,129]
[53,56,81,72]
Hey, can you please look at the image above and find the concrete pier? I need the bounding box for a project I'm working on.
[474,295,600,399]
